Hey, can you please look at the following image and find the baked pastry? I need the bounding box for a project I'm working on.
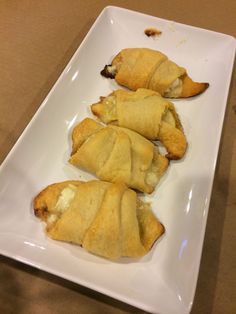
[91,88,187,159]
[101,48,209,98]
[69,118,169,193]
[34,180,165,260]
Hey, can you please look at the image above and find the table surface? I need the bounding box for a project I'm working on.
[0,1,235,313]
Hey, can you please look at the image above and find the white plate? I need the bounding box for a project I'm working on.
[0,6,235,314]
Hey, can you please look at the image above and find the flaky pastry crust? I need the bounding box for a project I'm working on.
[34,180,165,260]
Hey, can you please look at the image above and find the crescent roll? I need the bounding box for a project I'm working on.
[69,118,169,193]
[91,88,187,160]
[101,48,209,98]
[34,180,165,260]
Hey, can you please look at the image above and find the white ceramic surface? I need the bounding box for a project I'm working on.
[0,6,235,314]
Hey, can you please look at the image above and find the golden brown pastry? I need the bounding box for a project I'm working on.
[34,180,165,260]
[91,88,187,159]
[69,118,169,194]
[101,48,209,98]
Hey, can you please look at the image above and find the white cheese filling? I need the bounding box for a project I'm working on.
[164,78,183,97]
[103,96,117,122]
[47,214,57,225]
[146,171,158,187]
[106,65,117,76]
[55,184,77,212]
[47,184,77,226]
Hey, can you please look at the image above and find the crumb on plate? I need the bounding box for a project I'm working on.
[144,27,162,37]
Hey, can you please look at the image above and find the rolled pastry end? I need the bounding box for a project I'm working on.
[100,64,117,79]
[71,118,103,155]
[145,152,169,193]
[163,75,209,98]
[33,181,81,230]
[91,94,117,124]
[180,75,209,98]
[137,200,165,252]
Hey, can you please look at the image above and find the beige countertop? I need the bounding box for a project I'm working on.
[0,1,235,313]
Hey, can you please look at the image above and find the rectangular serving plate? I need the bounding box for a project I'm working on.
[0,6,235,314]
